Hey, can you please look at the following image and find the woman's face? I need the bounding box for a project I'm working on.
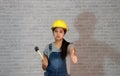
[53,27,65,41]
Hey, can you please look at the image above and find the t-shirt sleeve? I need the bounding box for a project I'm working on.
[67,43,75,54]
[43,44,49,57]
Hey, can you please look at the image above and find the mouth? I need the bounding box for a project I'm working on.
[56,36,60,38]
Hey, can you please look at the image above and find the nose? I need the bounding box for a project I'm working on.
[57,33,60,36]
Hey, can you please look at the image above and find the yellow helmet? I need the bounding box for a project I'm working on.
[51,20,68,31]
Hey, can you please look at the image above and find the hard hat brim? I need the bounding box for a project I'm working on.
[51,26,68,31]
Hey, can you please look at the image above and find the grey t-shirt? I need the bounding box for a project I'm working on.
[43,42,74,74]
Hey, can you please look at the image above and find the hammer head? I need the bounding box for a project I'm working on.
[34,46,39,52]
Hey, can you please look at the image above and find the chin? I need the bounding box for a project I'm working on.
[55,38,62,41]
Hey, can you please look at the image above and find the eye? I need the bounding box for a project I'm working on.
[60,30,64,33]
[60,30,62,33]
[54,30,58,33]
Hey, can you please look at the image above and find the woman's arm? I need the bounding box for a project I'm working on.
[42,54,48,70]
[69,46,78,64]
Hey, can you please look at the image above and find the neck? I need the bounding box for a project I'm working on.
[55,39,63,44]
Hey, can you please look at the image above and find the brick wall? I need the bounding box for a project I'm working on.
[0,0,120,76]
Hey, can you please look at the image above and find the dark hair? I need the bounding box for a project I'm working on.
[60,39,70,60]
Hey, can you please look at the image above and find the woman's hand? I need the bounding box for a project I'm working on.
[41,55,48,70]
[71,54,78,64]
[70,47,78,64]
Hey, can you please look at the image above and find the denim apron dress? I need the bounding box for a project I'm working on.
[44,44,69,76]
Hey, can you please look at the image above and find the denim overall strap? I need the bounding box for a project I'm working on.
[44,44,69,76]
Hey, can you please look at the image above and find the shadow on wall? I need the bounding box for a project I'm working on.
[71,12,120,76]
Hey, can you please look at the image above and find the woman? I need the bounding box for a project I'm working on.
[42,20,78,76]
